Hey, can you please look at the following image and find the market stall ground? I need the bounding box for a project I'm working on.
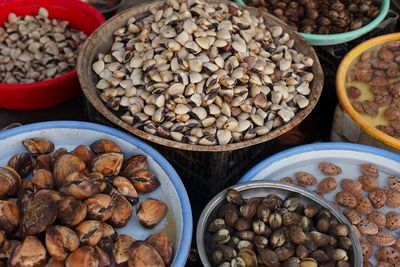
[1,0,400,266]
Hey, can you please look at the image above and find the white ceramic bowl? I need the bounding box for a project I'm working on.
[0,121,193,266]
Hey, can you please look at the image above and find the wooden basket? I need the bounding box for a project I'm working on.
[77,0,324,204]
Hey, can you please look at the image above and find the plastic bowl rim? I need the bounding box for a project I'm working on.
[0,0,105,90]
[239,141,400,184]
[336,33,400,150]
[0,120,193,267]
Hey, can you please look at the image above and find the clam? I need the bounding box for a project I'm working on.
[7,153,32,178]
[238,249,257,267]
[90,153,124,176]
[128,241,165,267]
[52,148,68,161]
[0,167,21,198]
[136,198,168,228]
[34,189,63,202]
[129,170,160,193]
[59,172,106,200]
[45,225,79,261]
[240,199,259,220]
[146,233,173,266]
[94,246,111,267]
[108,189,133,227]
[22,138,54,155]
[65,246,98,267]
[74,220,103,246]
[112,176,139,204]
[31,169,54,190]
[35,154,52,171]
[8,236,47,267]
[72,145,95,164]
[90,139,121,154]
[226,189,244,206]
[98,223,118,252]
[112,234,135,266]
[22,194,57,236]
[84,194,114,221]
[45,259,65,267]
[57,197,87,227]
[0,200,20,235]
[120,155,148,178]
[53,153,86,187]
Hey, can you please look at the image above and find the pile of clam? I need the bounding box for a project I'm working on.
[92,0,315,145]
[246,0,382,34]
[206,189,353,267]
[346,40,400,140]
[0,138,173,266]
[282,162,400,266]
[0,8,87,84]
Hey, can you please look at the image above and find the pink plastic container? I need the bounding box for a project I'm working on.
[0,0,105,110]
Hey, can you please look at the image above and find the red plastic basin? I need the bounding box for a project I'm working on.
[0,0,105,110]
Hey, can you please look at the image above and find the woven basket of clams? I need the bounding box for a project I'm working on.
[77,0,323,198]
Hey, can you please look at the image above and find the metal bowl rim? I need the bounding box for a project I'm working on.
[196,181,363,267]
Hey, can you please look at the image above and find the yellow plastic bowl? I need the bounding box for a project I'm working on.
[336,33,400,150]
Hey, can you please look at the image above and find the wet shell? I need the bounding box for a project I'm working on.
[0,200,20,235]
[388,176,400,192]
[90,139,121,154]
[386,211,400,231]
[72,145,95,164]
[128,241,165,267]
[361,239,374,259]
[45,225,79,261]
[367,211,387,230]
[360,164,379,178]
[90,152,124,176]
[355,198,374,215]
[358,175,379,192]
[369,231,396,246]
[57,197,87,227]
[112,234,135,266]
[357,220,378,235]
[318,162,342,176]
[22,194,57,236]
[340,179,363,199]
[344,209,361,225]
[375,247,400,264]
[7,153,32,178]
[129,170,160,193]
[53,153,86,187]
[386,190,400,208]
[316,177,337,195]
[65,246,98,267]
[368,189,387,208]
[31,169,54,190]
[295,172,317,186]
[22,138,54,155]
[238,249,257,267]
[0,167,21,198]
[112,176,139,205]
[8,236,47,267]
[108,190,133,228]
[74,220,103,247]
[84,194,114,221]
[336,191,357,208]
[146,233,173,266]
[120,155,148,178]
[136,198,168,229]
